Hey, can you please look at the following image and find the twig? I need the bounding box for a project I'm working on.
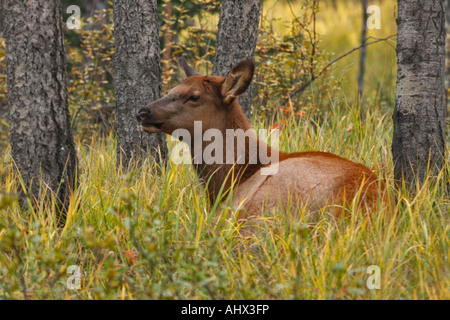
[280,34,397,106]
[287,0,313,49]
[71,54,100,129]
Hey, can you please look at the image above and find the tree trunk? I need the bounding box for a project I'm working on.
[113,0,167,166]
[212,0,262,118]
[393,0,447,190]
[0,2,4,35]
[357,0,368,105]
[446,0,450,108]
[4,0,78,223]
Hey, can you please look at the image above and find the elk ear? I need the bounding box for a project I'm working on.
[220,59,255,105]
[178,57,202,79]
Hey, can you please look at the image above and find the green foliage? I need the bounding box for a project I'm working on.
[253,7,339,119]
[159,0,220,92]
[66,8,115,142]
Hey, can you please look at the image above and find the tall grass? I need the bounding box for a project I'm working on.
[0,97,448,299]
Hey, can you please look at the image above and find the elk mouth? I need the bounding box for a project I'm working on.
[141,122,164,133]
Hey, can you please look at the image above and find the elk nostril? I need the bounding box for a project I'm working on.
[137,108,150,122]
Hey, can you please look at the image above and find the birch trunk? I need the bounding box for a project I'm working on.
[446,0,449,107]
[392,0,447,189]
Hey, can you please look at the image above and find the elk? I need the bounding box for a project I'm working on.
[137,59,392,228]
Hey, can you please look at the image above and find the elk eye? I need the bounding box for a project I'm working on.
[189,95,200,102]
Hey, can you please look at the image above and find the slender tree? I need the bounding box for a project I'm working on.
[357,0,368,105]
[113,0,167,166]
[446,0,450,102]
[212,0,262,118]
[393,0,447,190]
[0,3,3,34]
[4,0,78,223]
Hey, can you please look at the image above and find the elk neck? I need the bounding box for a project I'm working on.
[190,100,283,202]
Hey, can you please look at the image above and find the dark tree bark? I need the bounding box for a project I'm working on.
[4,0,77,223]
[113,0,167,166]
[393,0,447,190]
[447,0,450,25]
[446,0,449,105]
[212,0,262,118]
[357,0,368,104]
[0,2,4,35]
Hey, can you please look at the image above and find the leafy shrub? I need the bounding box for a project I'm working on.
[253,9,339,120]
[66,8,115,142]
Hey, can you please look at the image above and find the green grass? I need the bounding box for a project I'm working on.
[0,99,448,300]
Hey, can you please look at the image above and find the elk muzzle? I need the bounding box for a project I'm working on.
[137,107,164,133]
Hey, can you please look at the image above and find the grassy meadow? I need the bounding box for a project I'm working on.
[0,0,449,299]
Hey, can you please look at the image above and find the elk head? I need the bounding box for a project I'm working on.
[136,58,255,137]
